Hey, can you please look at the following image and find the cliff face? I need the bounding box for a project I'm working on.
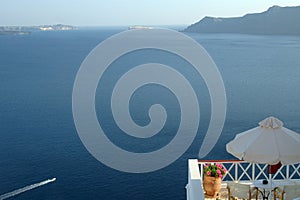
[184,6,300,35]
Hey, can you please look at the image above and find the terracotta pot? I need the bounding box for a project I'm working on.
[203,175,222,198]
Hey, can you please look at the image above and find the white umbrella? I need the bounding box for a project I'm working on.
[226,116,300,165]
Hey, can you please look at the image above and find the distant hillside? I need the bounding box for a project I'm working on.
[0,24,77,35]
[184,5,300,35]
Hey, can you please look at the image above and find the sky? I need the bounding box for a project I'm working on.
[1,0,300,26]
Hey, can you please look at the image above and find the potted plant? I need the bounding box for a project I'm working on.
[203,163,227,198]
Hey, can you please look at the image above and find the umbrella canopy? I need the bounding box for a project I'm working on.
[226,117,300,165]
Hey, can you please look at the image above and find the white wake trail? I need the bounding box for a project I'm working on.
[0,178,56,200]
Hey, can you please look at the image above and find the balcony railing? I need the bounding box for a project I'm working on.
[198,160,300,182]
[186,159,300,200]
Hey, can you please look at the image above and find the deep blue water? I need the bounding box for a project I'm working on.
[1,28,300,199]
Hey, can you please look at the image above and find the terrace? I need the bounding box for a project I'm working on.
[186,159,300,200]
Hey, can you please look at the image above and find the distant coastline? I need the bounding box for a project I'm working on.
[0,24,77,35]
[0,30,31,35]
[128,25,154,30]
[184,5,300,35]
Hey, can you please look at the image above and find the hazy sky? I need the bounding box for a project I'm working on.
[1,0,300,26]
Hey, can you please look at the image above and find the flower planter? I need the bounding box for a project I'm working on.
[203,175,222,198]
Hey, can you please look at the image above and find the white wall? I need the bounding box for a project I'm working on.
[186,159,204,200]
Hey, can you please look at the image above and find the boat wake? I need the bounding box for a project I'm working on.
[0,178,56,200]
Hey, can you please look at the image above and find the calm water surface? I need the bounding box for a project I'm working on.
[0,28,300,199]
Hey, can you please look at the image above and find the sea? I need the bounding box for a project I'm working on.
[1,27,300,200]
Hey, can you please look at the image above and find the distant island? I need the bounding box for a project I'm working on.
[0,24,77,35]
[184,5,300,35]
[128,25,154,30]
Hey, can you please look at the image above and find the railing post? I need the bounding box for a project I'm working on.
[200,163,203,181]
[252,163,255,181]
[235,163,238,181]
